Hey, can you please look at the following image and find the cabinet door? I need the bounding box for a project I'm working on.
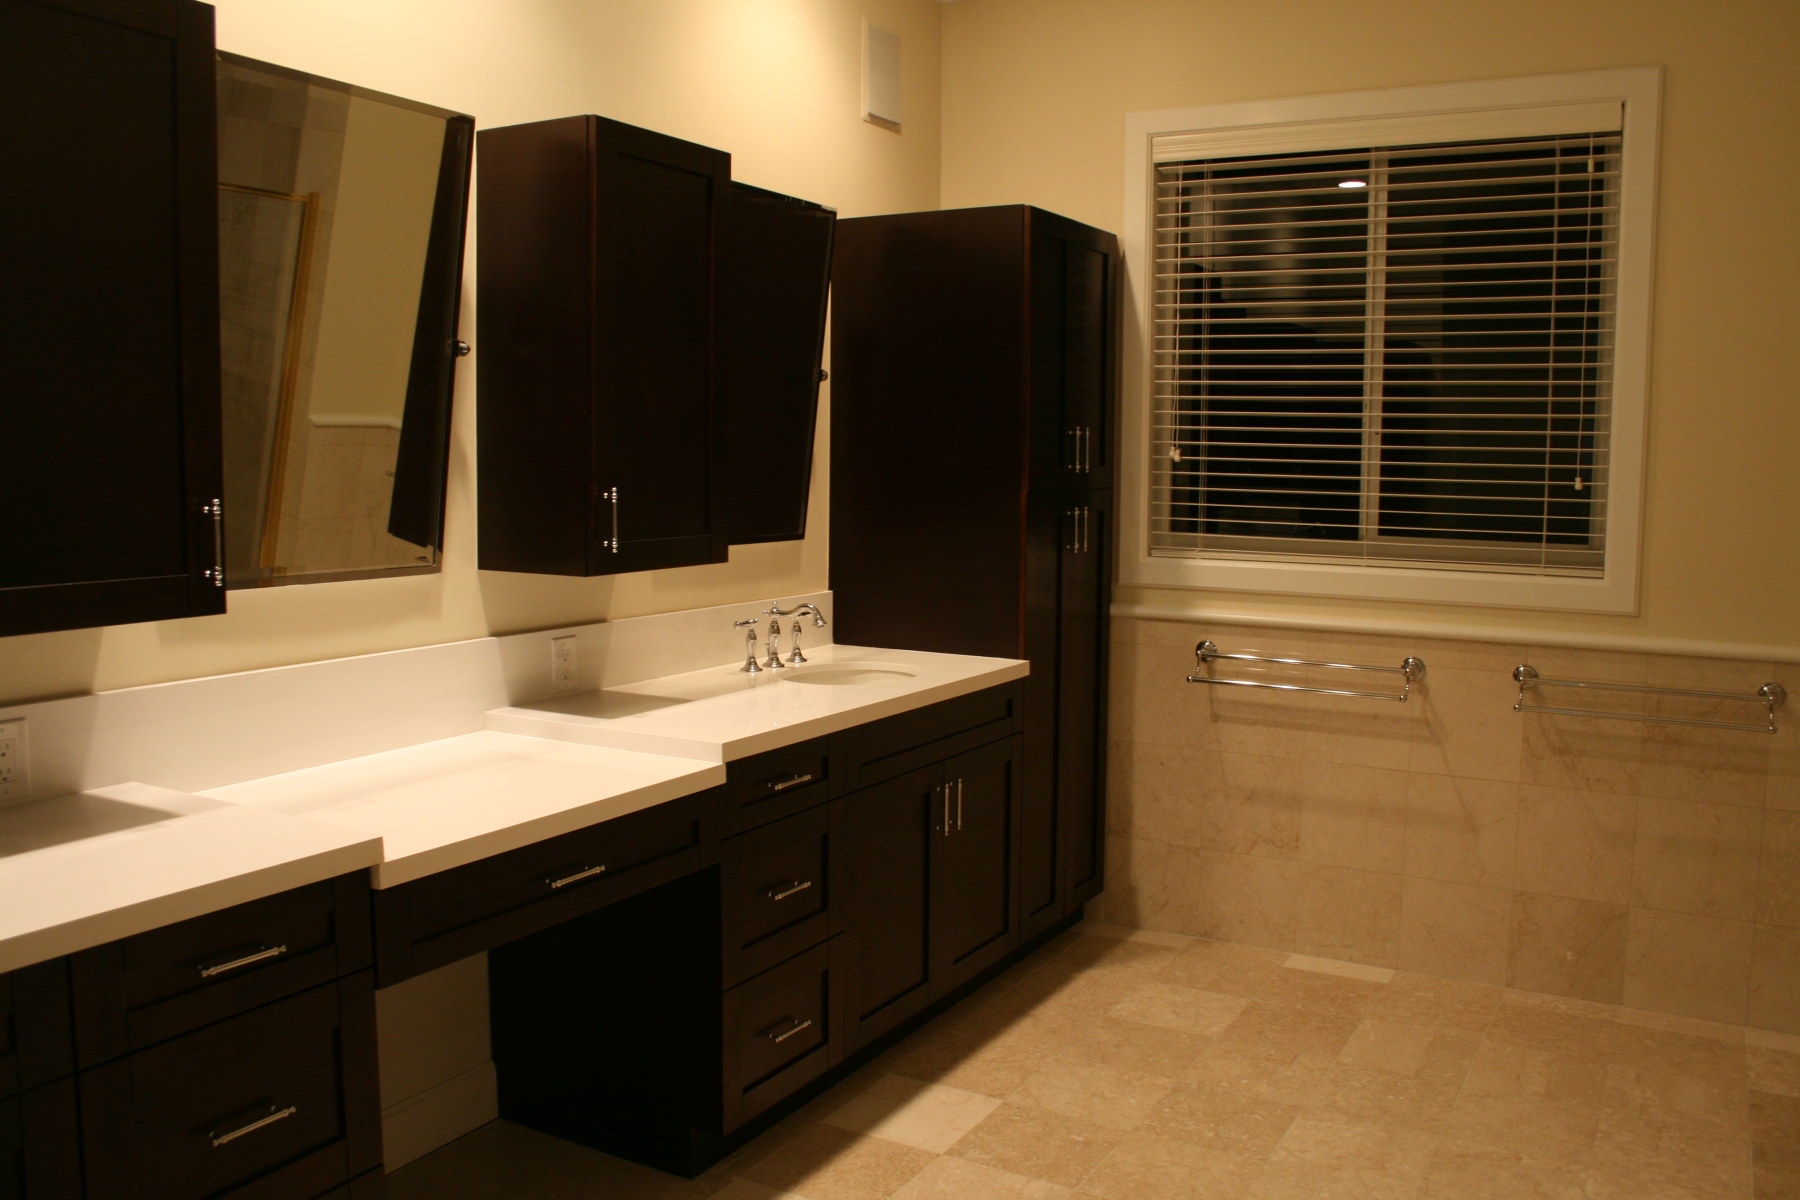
[0,1079,81,1200]
[0,0,224,636]
[931,736,1022,993]
[1028,215,1117,492]
[838,765,938,1054]
[476,115,730,576]
[1056,492,1110,910]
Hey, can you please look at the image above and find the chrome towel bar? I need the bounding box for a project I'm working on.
[1187,641,1426,703]
[1512,665,1787,734]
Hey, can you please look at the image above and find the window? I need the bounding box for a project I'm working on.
[1120,71,1660,612]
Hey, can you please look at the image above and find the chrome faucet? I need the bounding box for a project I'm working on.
[733,619,761,673]
[764,618,785,670]
[763,600,828,628]
[788,620,810,664]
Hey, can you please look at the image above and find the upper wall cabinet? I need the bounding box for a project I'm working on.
[477,116,731,576]
[0,0,226,637]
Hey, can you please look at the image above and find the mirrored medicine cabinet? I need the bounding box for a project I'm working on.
[215,52,473,588]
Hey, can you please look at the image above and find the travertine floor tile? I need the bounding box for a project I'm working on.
[737,1126,934,1200]
[1136,1079,1300,1157]
[1007,1057,1175,1130]
[384,927,1770,1200]
[1077,1131,1262,1200]
[1156,937,1288,997]
[947,1101,1121,1187]
[817,1075,1003,1154]
[887,1155,1072,1200]
[1105,981,1248,1036]
[386,1119,596,1199]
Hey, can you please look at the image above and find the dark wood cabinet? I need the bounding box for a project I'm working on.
[3,874,380,1200]
[476,115,731,575]
[839,734,1022,1055]
[831,205,1117,941]
[0,0,225,636]
[372,793,710,987]
[1,1079,81,1200]
[78,976,381,1200]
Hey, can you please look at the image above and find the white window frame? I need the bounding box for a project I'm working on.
[1119,68,1661,613]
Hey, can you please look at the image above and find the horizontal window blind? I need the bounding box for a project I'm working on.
[1149,129,1621,575]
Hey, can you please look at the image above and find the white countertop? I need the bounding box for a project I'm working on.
[0,783,381,974]
[0,643,1024,968]
[486,643,1029,761]
[201,732,724,887]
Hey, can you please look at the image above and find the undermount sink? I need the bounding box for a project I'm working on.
[780,662,919,685]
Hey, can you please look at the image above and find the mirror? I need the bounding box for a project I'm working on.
[215,53,472,587]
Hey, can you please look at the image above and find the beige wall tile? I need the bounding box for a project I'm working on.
[1514,785,1636,904]
[1207,684,1314,761]
[1398,877,1514,987]
[1292,863,1404,968]
[1202,753,1302,857]
[1296,761,1409,874]
[1622,908,1753,1025]
[1301,691,1420,773]
[1631,795,1762,921]
[1095,837,1199,934]
[1105,741,1212,849]
[1637,719,1770,808]
[1409,665,1524,783]
[1108,638,1214,752]
[1190,850,1300,950]
[1520,711,1649,795]
[1508,892,1628,1005]
[1750,924,1800,1036]
[1404,774,1518,888]
[1771,661,1799,811]
[1759,809,1800,928]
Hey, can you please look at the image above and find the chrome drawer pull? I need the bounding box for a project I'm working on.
[766,879,814,901]
[197,944,288,979]
[955,778,964,831]
[547,863,609,889]
[767,771,815,792]
[209,1104,298,1148]
[764,1017,813,1044]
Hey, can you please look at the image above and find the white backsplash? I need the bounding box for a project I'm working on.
[0,592,831,804]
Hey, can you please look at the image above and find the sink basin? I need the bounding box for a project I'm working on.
[781,663,919,686]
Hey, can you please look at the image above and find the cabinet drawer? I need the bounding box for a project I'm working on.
[838,682,1023,791]
[720,803,840,987]
[374,795,709,986]
[722,939,840,1132]
[71,874,370,1068]
[0,1077,81,1200]
[717,735,834,835]
[0,960,71,1100]
[78,974,380,1200]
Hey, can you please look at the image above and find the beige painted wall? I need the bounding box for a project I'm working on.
[940,0,1800,656]
[0,0,943,705]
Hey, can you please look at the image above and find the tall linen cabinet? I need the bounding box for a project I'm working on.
[829,205,1117,941]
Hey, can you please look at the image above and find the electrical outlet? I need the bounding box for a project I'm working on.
[0,717,31,804]
[550,636,578,693]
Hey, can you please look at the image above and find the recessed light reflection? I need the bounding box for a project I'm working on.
[1338,179,1368,189]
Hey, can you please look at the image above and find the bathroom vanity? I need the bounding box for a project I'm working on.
[0,633,1041,1196]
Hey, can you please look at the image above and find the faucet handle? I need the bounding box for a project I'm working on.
[734,619,761,673]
